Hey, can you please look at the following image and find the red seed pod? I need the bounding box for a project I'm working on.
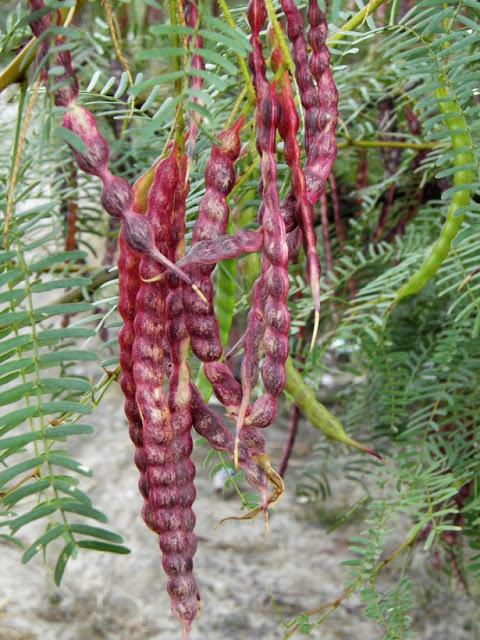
[234,275,267,454]
[116,153,160,503]
[183,119,243,363]
[133,154,200,637]
[61,105,196,286]
[247,0,268,99]
[29,2,193,284]
[161,151,201,636]
[235,83,290,459]
[169,151,189,263]
[237,7,272,445]
[304,0,338,204]
[177,229,263,268]
[256,86,290,397]
[279,0,320,153]
[62,106,110,179]
[269,24,321,341]
[192,117,244,244]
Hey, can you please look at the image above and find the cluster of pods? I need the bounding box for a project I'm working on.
[29,0,338,636]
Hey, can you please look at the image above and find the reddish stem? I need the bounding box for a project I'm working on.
[278,403,299,478]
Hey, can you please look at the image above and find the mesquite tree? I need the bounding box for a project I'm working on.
[0,0,479,638]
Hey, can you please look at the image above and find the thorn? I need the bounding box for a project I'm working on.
[141,273,163,283]
[233,434,240,470]
[310,310,320,351]
[366,447,385,464]
[234,391,250,470]
[192,284,209,306]
[346,437,385,463]
[263,488,270,540]
[457,267,480,292]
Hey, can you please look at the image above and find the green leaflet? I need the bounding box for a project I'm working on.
[76,540,130,554]
[68,524,124,543]
[9,504,58,533]
[22,525,66,563]
[47,453,93,476]
[29,251,87,271]
[1,479,52,508]
[54,543,76,585]
[0,423,94,449]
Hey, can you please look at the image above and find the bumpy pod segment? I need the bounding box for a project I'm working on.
[183,117,244,364]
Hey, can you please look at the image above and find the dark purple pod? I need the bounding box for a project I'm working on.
[204,161,236,196]
[247,0,268,99]
[204,362,243,412]
[189,336,223,362]
[182,118,243,365]
[279,0,320,152]
[245,394,277,428]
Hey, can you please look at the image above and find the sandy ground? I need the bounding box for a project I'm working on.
[1,370,479,640]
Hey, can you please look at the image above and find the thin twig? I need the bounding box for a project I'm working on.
[327,0,388,44]
[102,0,135,126]
[338,138,436,151]
[4,77,42,248]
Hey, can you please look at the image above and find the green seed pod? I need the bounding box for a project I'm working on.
[392,84,474,304]
[284,356,382,459]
